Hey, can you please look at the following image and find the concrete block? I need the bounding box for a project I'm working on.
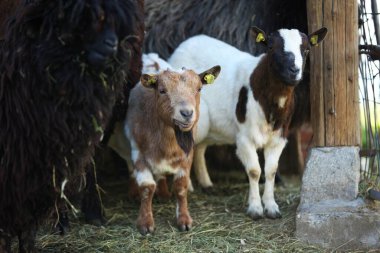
[296,199,380,250]
[300,147,360,205]
[296,146,380,250]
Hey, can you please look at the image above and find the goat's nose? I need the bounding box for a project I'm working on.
[180,109,194,120]
[289,65,300,74]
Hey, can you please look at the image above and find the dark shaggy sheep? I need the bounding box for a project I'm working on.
[0,0,21,38]
[81,0,144,226]
[144,0,309,177]
[0,0,143,252]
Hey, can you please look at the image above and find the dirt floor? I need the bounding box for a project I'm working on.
[30,164,373,253]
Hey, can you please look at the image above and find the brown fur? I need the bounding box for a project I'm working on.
[129,70,202,162]
[128,66,220,234]
[130,70,200,235]
[136,184,156,235]
[156,178,172,200]
[173,170,192,231]
[236,86,249,123]
[251,55,295,136]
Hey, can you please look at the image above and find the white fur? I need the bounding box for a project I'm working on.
[279,29,303,81]
[278,96,287,109]
[142,53,173,74]
[169,34,289,218]
[134,169,155,186]
[174,169,187,180]
[151,159,181,176]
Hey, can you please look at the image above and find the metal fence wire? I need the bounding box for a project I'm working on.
[358,0,380,200]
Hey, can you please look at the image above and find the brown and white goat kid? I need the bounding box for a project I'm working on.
[168,27,327,219]
[125,65,220,235]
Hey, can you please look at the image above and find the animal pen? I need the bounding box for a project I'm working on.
[1,0,379,252]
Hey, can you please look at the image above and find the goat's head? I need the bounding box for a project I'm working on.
[22,0,137,69]
[140,66,221,132]
[251,26,328,86]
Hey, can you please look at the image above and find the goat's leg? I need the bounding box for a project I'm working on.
[173,169,192,231]
[187,177,194,192]
[127,151,140,200]
[262,140,286,219]
[236,137,263,220]
[193,143,213,189]
[0,233,11,253]
[135,168,156,235]
[18,224,37,253]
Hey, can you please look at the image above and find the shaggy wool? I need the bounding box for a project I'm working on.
[0,0,143,250]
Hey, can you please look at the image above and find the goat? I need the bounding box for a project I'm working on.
[168,27,327,219]
[144,0,312,186]
[108,53,176,201]
[123,65,220,235]
[0,0,143,251]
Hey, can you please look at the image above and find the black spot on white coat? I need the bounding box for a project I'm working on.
[236,86,248,123]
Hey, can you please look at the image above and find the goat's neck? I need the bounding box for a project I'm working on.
[250,55,295,135]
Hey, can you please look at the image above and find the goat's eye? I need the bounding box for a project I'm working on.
[197,87,202,92]
[159,89,166,94]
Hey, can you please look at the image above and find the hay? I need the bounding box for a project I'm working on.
[30,172,368,253]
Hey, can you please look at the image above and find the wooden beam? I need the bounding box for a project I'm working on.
[307,0,360,147]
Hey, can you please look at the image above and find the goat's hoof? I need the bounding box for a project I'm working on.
[264,209,282,219]
[263,201,281,219]
[247,205,264,220]
[247,211,264,220]
[178,223,192,232]
[137,223,155,235]
[177,214,193,232]
[137,216,155,235]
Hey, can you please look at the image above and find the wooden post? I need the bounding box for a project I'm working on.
[307,0,360,147]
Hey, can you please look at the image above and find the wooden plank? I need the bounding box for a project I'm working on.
[323,0,336,146]
[345,0,361,146]
[307,0,360,147]
[334,0,347,145]
[307,0,325,146]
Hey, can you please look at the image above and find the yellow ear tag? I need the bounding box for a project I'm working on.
[204,74,215,84]
[310,35,318,46]
[256,33,265,43]
[147,76,156,85]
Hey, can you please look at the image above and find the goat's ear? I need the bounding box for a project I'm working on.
[250,26,267,45]
[140,74,158,89]
[308,27,328,47]
[198,65,221,85]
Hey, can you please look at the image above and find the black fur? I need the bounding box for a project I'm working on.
[236,86,248,123]
[174,127,194,156]
[0,0,143,250]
